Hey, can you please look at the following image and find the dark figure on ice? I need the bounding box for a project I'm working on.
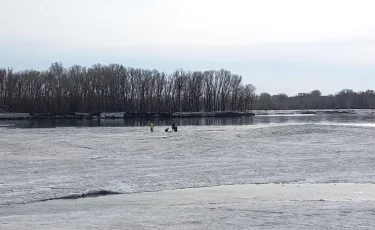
[171,122,177,132]
[150,121,154,132]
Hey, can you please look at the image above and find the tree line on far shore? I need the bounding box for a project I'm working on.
[0,62,374,113]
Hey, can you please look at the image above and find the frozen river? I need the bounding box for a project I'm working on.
[1,114,375,229]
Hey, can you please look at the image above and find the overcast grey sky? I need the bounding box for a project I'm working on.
[1,0,375,95]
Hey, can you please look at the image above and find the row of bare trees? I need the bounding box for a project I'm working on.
[1,63,374,113]
[255,90,375,110]
[0,63,256,113]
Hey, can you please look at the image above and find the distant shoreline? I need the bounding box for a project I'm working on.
[0,109,372,120]
[0,111,255,120]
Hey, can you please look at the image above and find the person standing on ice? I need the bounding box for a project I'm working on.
[150,121,154,132]
[171,122,177,132]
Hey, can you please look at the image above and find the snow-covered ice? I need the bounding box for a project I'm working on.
[1,184,375,229]
[1,115,375,229]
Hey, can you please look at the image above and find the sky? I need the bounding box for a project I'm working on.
[1,0,375,95]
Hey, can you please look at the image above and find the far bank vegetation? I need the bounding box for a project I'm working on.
[0,62,374,113]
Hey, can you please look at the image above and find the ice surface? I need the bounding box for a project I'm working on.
[1,184,375,229]
[100,112,125,118]
[2,122,375,205]
[1,116,375,229]
[0,113,30,119]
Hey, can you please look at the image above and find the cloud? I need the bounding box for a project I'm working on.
[1,0,375,95]
[1,0,374,47]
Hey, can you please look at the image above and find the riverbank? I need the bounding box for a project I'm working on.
[172,111,255,117]
[0,109,372,120]
[0,111,256,120]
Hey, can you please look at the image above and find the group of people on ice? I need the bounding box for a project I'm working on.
[150,121,177,133]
